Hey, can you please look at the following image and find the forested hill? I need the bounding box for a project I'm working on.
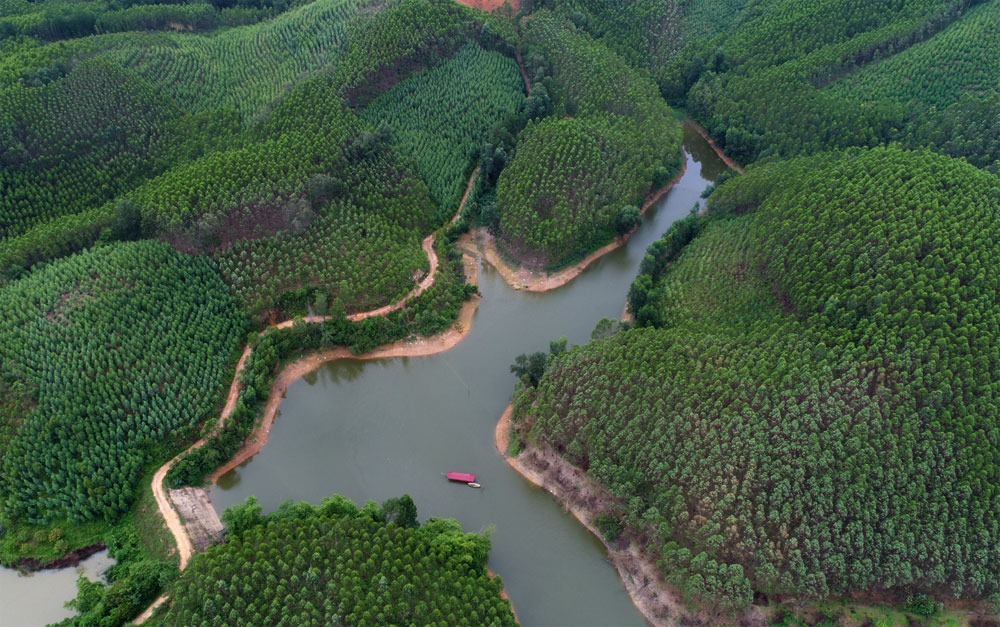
[1,1,516,622]
[511,146,1000,613]
[1,0,520,321]
[492,9,683,268]
[547,0,1000,172]
[150,495,517,627]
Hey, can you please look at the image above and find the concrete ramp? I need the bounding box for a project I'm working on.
[169,487,224,552]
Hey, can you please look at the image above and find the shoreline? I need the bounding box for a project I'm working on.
[459,156,687,293]
[486,566,520,624]
[134,256,481,625]
[683,119,744,175]
[495,406,991,626]
[494,405,694,626]
[15,542,106,572]
[210,254,480,481]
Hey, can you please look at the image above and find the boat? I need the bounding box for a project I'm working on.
[467,482,481,488]
[446,471,476,483]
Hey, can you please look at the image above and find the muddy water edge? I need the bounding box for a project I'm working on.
[211,126,727,626]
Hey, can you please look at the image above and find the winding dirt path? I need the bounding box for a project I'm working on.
[515,43,532,96]
[134,174,481,625]
[208,255,480,483]
[459,154,687,293]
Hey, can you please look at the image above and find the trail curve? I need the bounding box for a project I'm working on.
[133,172,478,625]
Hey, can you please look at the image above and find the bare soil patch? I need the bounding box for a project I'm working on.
[453,0,520,13]
[167,487,223,552]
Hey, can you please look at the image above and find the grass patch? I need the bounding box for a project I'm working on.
[0,517,109,567]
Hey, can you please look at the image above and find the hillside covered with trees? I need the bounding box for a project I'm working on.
[5,0,1000,623]
[494,9,682,267]
[0,241,245,528]
[0,0,508,620]
[510,146,1000,612]
[153,495,516,626]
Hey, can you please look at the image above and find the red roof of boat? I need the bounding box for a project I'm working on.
[447,472,476,482]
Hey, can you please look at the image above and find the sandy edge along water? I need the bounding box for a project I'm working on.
[133,120,736,624]
[459,156,687,293]
[134,178,502,623]
[496,406,692,626]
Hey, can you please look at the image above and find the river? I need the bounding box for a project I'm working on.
[211,125,726,626]
[0,550,115,626]
[0,125,722,626]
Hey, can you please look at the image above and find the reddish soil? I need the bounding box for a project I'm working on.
[498,404,992,626]
[136,197,476,624]
[453,0,520,13]
[209,255,480,482]
[486,566,520,623]
[496,406,696,626]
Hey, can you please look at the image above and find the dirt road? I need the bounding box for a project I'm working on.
[134,172,480,624]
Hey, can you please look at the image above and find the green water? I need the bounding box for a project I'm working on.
[213,126,726,626]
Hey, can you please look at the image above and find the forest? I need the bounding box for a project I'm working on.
[513,147,1000,612]
[4,0,1000,623]
[494,9,682,267]
[0,0,499,620]
[148,494,516,626]
[1,0,514,321]
[0,241,245,527]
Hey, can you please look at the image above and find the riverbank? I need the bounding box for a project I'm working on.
[210,254,480,482]
[487,566,520,624]
[496,405,992,627]
[135,256,481,624]
[459,156,687,293]
[683,120,744,175]
[495,405,697,626]
[17,543,106,572]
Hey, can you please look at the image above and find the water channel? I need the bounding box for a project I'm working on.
[0,550,115,626]
[0,125,723,626]
[212,125,727,626]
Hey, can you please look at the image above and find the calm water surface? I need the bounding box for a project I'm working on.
[0,126,723,626]
[213,126,725,626]
[0,550,115,626]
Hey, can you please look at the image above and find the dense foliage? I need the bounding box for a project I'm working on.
[155,495,516,626]
[0,241,245,525]
[97,0,368,122]
[673,0,1000,169]
[0,59,178,239]
[0,0,313,42]
[361,42,524,217]
[495,10,682,266]
[515,147,1000,609]
[1,0,507,322]
[166,233,475,487]
[831,1,1000,112]
[0,0,512,579]
[56,523,179,627]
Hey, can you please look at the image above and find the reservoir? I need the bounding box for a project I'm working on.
[212,124,726,626]
[0,124,723,626]
[0,550,115,626]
